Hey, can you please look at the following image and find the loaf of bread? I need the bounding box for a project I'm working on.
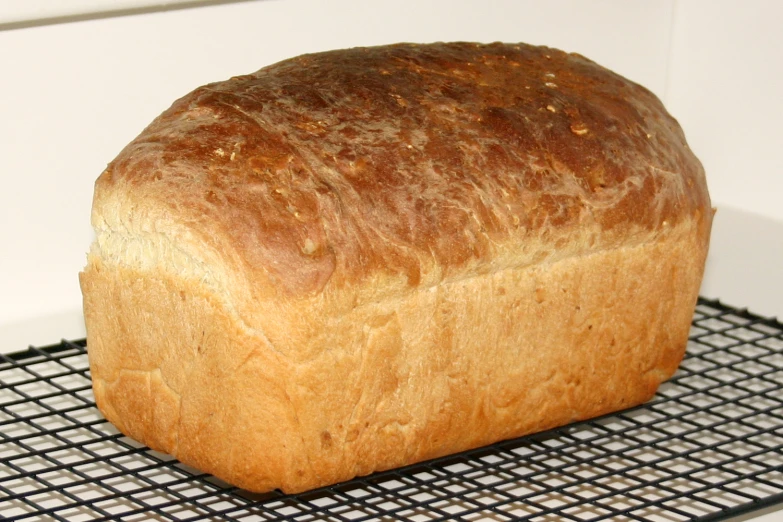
[80,42,712,493]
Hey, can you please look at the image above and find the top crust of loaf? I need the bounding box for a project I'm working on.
[91,42,711,308]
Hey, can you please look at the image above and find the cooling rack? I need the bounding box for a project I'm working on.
[1,298,782,521]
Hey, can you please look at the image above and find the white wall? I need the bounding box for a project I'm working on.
[0,0,780,352]
[668,0,783,321]
[668,0,783,223]
[0,0,207,26]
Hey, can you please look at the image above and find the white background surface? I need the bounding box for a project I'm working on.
[0,0,233,27]
[0,0,781,350]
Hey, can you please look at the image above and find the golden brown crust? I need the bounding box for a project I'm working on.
[95,42,709,301]
[82,222,708,493]
[82,42,713,493]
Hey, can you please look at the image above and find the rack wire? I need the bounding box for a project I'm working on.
[1,298,782,521]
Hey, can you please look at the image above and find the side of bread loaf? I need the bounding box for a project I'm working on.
[81,42,712,493]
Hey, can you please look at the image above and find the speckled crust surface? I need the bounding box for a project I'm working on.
[81,42,712,493]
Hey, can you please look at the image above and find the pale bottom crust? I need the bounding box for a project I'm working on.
[81,229,704,493]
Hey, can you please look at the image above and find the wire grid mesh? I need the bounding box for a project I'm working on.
[1,298,782,522]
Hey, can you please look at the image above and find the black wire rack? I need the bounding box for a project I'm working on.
[1,298,782,522]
